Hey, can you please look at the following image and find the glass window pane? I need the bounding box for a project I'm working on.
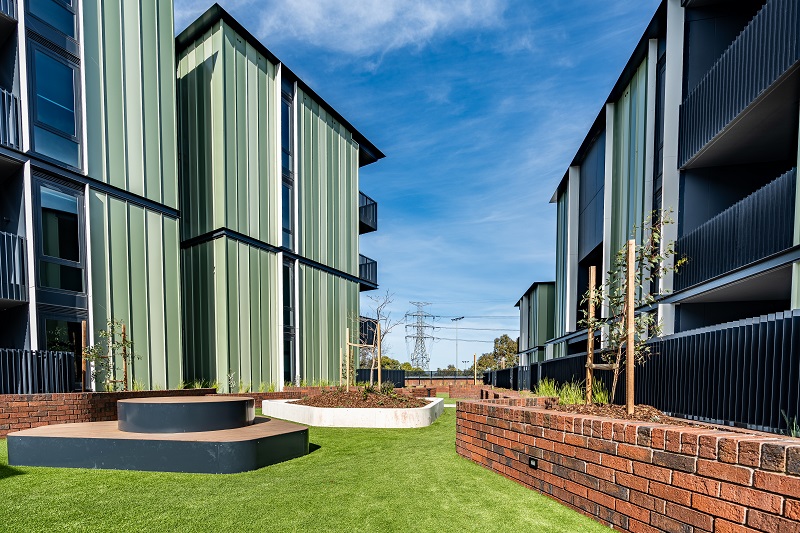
[282,183,292,231]
[281,99,291,171]
[34,50,76,136]
[34,126,80,167]
[29,0,76,38]
[41,185,79,261]
[40,261,83,292]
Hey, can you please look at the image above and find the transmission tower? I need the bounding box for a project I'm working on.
[405,302,435,370]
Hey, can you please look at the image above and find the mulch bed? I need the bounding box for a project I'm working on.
[295,390,429,409]
[546,402,715,428]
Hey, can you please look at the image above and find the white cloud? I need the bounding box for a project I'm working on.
[241,0,506,56]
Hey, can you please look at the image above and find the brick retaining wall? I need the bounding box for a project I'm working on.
[456,399,800,532]
[0,389,215,437]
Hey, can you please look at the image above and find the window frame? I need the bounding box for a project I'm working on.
[26,0,79,44]
[27,41,82,170]
[34,178,86,296]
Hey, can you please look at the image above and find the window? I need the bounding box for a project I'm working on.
[29,47,81,168]
[28,0,77,40]
[281,82,295,250]
[283,260,296,384]
[38,184,84,293]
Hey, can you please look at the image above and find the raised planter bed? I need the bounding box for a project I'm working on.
[457,397,800,532]
[262,397,444,428]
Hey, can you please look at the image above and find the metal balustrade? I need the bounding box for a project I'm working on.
[359,254,378,287]
[0,0,16,20]
[0,349,75,394]
[484,310,800,433]
[0,88,21,150]
[0,231,27,302]
[674,168,795,291]
[679,0,800,166]
[359,192,378,234]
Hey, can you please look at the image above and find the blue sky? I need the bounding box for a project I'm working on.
[174,0,661,370]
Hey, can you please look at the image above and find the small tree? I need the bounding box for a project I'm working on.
[360,290,403,385]
[579,210,685,405]
[83,319,139,391]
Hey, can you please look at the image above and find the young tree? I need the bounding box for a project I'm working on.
[579,210,685,405]
[360,290,403,385]
[83,319,139,391]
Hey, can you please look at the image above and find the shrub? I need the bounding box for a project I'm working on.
[533,378,558,398]
[380,381,395,395]
[558,381,585,405]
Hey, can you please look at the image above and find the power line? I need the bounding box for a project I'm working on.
[432,314,518,319]
[433,336,495,343]
[433,325,517,332]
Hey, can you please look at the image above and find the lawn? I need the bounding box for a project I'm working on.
[0,410,608,532]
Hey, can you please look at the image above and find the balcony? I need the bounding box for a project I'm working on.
[358,254,378,291]
[0,0,15,20]
[0,231,26,304]
[359,192,378,234]
[679,0,800,168]
[0,88,20,151]
[674,168,795,291]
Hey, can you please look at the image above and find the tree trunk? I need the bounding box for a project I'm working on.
[609,345,623,404]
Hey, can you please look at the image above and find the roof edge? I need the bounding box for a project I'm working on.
[175,4,386,167]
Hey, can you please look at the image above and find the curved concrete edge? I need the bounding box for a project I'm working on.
[261,397,445,428]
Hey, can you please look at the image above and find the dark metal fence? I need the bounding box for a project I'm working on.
[359,192,378,233]
[483,310,800,433]
[355,369,405,388]
[675,168,795,291]
[0,349,75,394]
[358,254,377,286]
[0,88,20,150]
[679,0,800,166]
[0,0,16,20]
[0,231,26,301]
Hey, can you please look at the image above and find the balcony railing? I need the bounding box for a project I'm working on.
[0,231,26,302]
[679,0,800,167]
[359,254,378,288]
[359,192,378,234]
[0,0,16,20]
[0,88,21,150]
[0,349,75,394]
[674,167,796,291]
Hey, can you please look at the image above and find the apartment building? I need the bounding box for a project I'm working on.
[523,0,799,360]
[0,2,382,393]
[0,0,182,391]
[176,5,382,390]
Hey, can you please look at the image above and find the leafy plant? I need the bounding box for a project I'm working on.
[533,378,559,398]
[238,381,250,393]
[131,379,146,392]
[380,381,395,395]
[83,319,139,392]
[782,410,800,438]
[591,380,610,405]
[558,381,585,405]
[578,210,685,404]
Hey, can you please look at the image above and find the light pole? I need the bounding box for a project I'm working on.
[452,316,464,378]
[462,360,469,378]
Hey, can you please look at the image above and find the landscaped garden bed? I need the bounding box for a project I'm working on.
[295,389,428,408]
[457,396,800,532]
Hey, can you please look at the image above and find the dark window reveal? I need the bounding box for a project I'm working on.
[38,185,83,293]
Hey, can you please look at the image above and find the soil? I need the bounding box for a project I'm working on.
[295,390,429,409]
[547,401,716,429]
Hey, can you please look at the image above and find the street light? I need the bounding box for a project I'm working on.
[452,316,464,378]
[462,360,469,377]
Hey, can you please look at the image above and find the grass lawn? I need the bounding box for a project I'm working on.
[0,410,608,532]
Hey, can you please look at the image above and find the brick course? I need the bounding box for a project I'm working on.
[456,399,800,532]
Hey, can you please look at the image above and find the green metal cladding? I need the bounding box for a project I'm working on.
[88,192,182,390]
[297,88,360,277]
[610,60,649,256]
[82,0,178,208]
[299,265,359,383]
[182,238,281,391]
[525,284,555,350]
[176,21,280,244]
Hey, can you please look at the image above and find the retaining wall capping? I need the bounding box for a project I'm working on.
[261,397,445,428]
[456,398,800,532]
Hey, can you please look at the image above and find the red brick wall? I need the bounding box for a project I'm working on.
[0,389,214,437]
[457,399,800,532]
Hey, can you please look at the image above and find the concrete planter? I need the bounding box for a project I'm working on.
[261,397,444,428]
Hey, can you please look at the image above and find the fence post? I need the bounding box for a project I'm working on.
[626,239,635,415]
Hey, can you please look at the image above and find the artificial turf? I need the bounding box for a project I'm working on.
[0,409,609,532]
